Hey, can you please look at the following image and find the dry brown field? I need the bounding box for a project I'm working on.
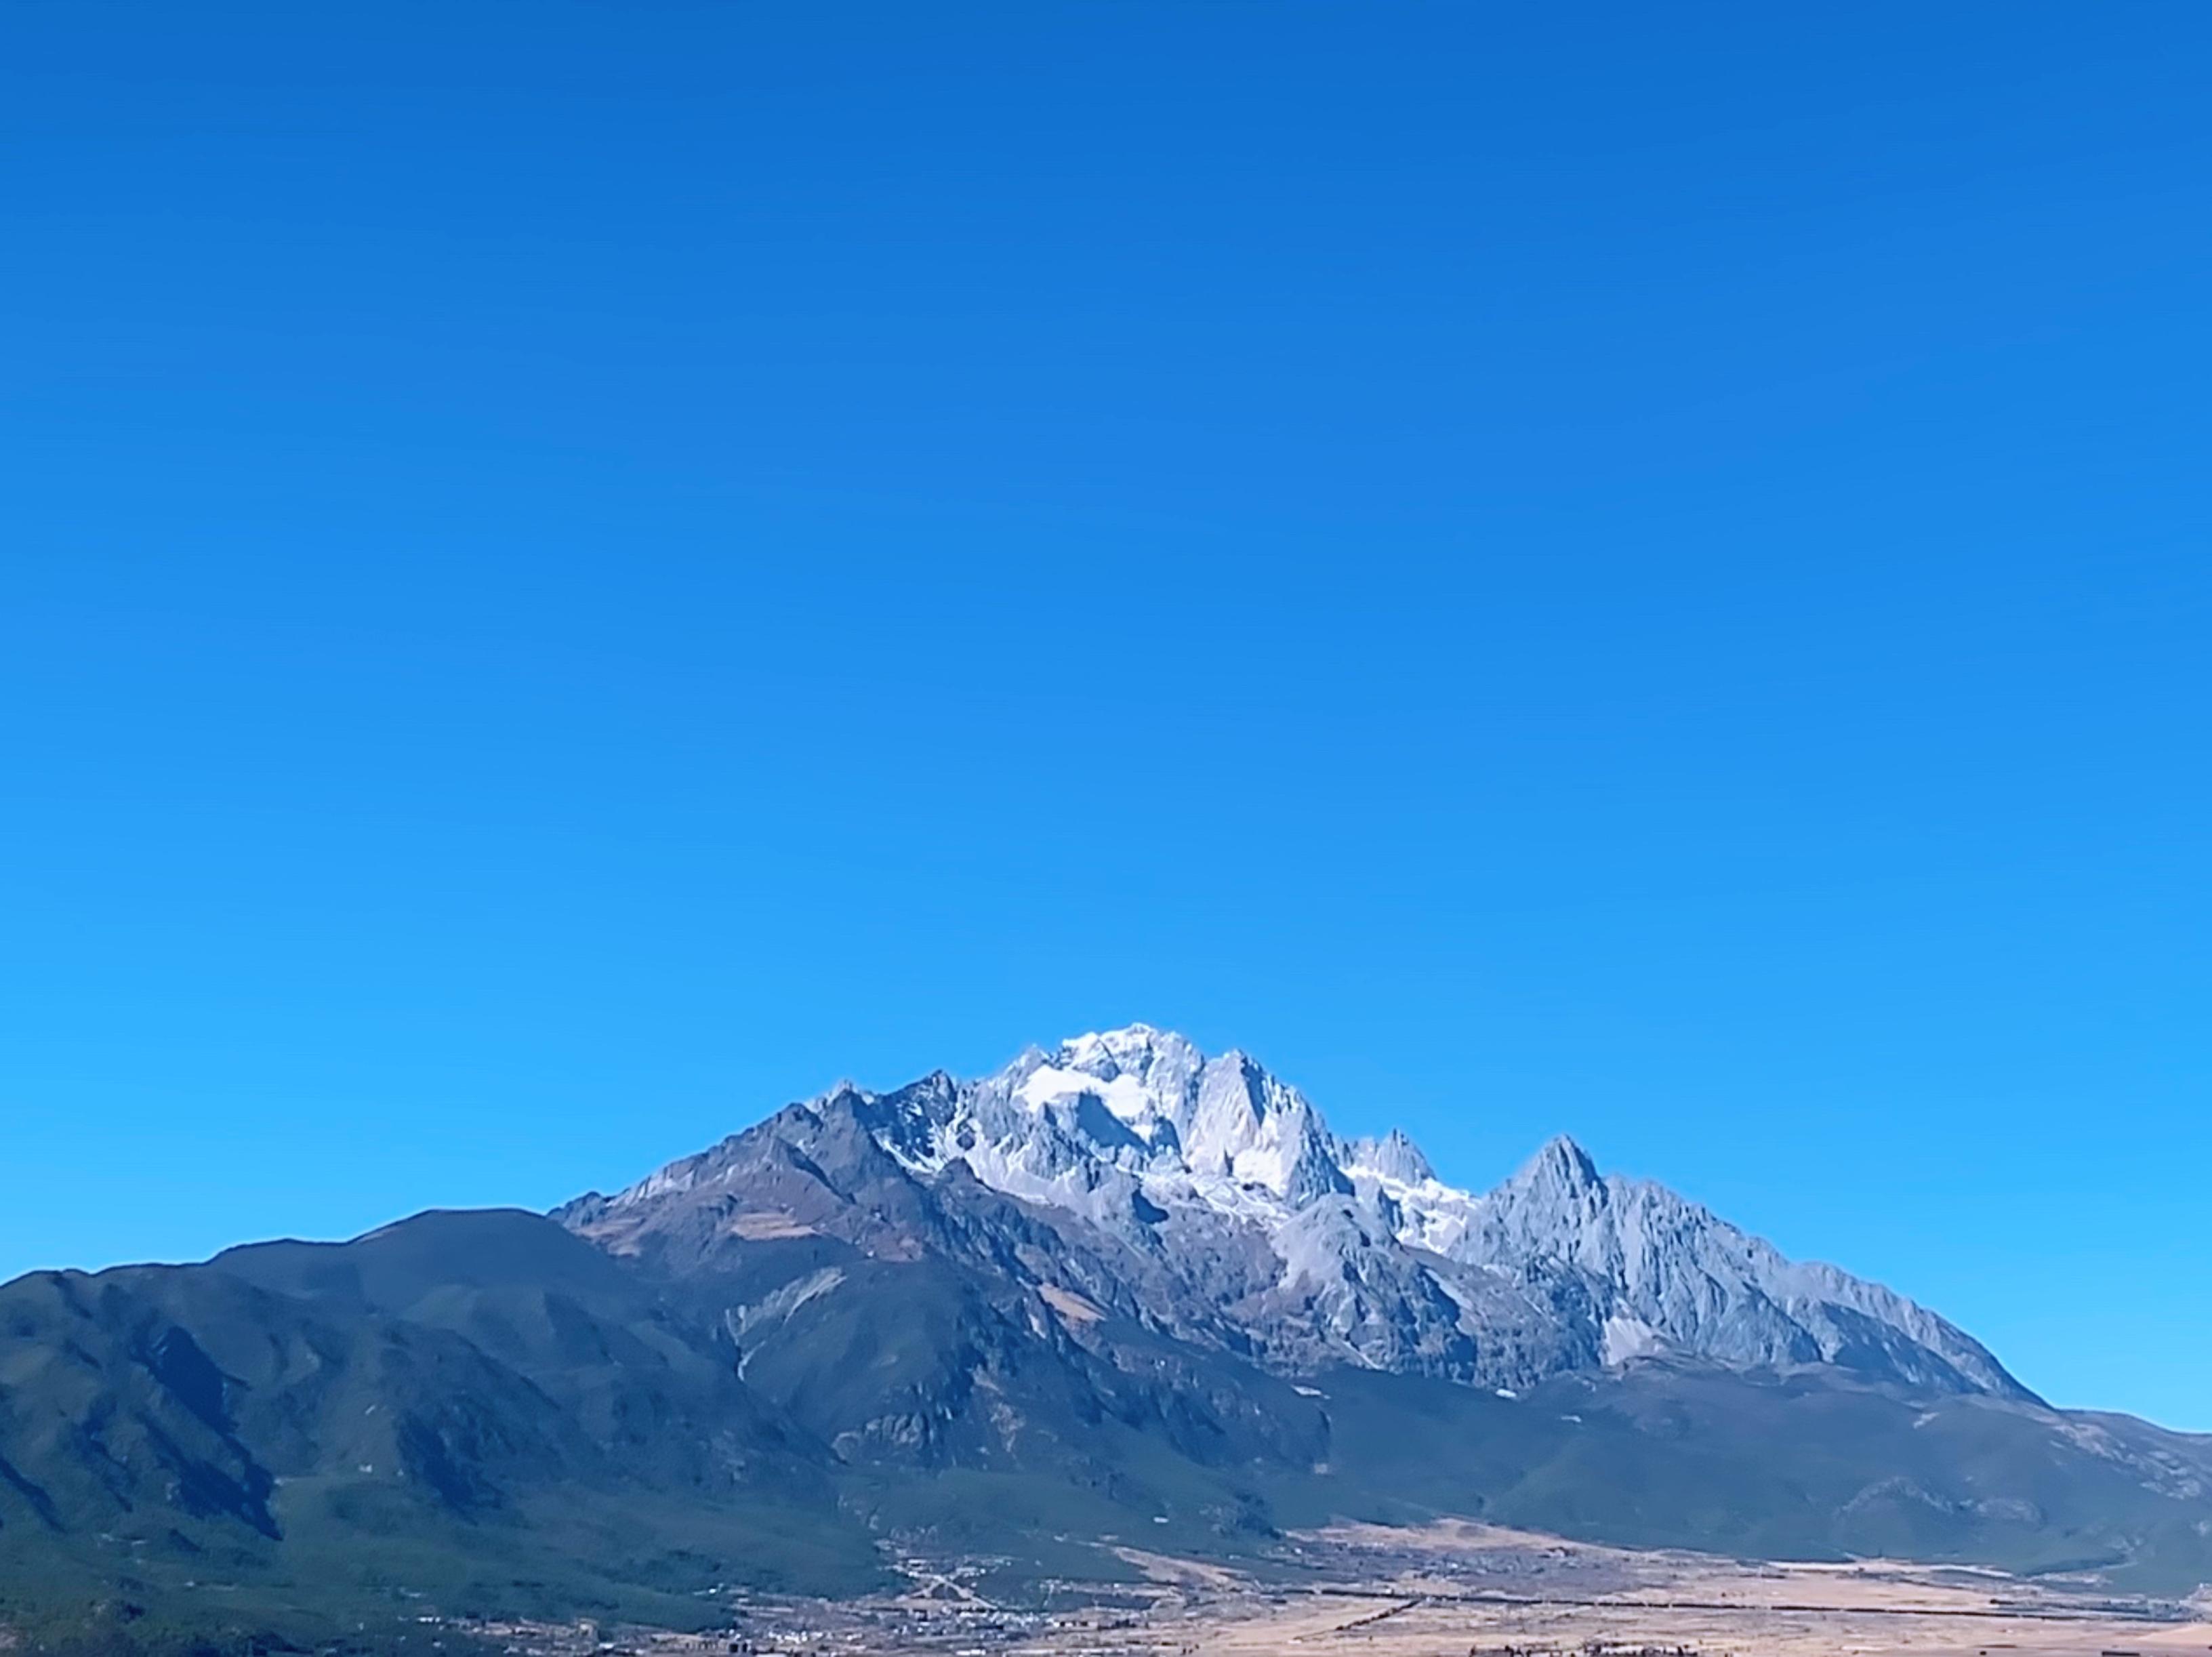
[1151,1525,2212,1657]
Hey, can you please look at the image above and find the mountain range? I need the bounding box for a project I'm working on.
[4,1026,2207,1652]
[562,1024,2022,1402]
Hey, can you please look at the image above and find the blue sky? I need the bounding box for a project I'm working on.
[3,3,2207,1430]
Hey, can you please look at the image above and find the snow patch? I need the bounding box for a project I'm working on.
[1602,1313,1665,1366]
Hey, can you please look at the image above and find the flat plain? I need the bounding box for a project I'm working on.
[443,1521,2212,1657]
[1187,1524,2212,1657]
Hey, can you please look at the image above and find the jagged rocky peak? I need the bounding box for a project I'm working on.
[1507,1132,1605,1200]
[1346,1127,1436,1187]
[1184,1048,1349,1204]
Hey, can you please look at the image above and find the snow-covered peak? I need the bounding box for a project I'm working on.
[1055,1022,1197,1074]
[1012,1024,1205,1144]
[978,1027,1346,1205]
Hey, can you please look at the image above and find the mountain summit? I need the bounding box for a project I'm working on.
[562,1024,2028,1401]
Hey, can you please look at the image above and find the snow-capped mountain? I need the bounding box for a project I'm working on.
[563,1023,2028,1401]
[23,1025,2212,1632]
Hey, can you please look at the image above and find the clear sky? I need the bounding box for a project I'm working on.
[3,3,2207,1431]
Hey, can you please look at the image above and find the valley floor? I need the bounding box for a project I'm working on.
[439,1523,2212,1657]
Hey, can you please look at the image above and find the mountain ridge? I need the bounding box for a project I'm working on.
[561,1023,2028,1403]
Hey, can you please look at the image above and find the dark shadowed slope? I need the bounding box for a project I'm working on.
[0,1211,884,1650]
